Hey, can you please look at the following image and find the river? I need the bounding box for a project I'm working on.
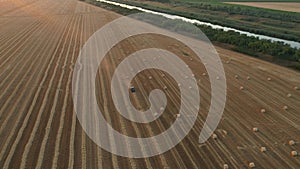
[97,0,300,49]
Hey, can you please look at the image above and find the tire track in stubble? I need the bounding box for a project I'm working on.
[107,49,153,168]
[67,12,86,169]
[0,20,44,93]
[51,13,81,169]
[0,19,53,127]
[0,15,65,168]
[1,14,73,169]
[127,37,205,168]
[0,19,41,65]
[89,12,106,169]
[19,14,78,169]
[33,13,80,169]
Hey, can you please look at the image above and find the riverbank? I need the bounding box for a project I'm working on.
[84,0,300,70]
[95,0,300,48]
[108,0,300,43]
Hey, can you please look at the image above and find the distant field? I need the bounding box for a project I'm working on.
[226,2,300,13]
[222,0,300,2]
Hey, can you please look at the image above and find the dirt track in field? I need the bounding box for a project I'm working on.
[0,0,300,168]
[226,2,300,13]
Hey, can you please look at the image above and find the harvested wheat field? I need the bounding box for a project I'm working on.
[0,0,300,168]
[226,2,300,13]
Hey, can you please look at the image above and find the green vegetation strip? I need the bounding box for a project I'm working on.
[111,0,300,42]
[84,0,300,70]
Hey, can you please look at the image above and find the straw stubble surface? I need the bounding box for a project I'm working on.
[0,0,300,168]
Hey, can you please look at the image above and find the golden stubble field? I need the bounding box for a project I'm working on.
[0,0,299,168]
